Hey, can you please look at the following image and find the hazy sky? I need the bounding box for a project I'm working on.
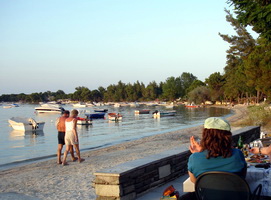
[1,0,238,95]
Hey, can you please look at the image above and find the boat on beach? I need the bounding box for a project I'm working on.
[134,109,150,115]
[152,110,177,118]
[8,117,45,132]
[108,113,122,121]
[35,104,65,113]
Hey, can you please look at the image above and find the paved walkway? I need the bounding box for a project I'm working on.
[137,174,189,200]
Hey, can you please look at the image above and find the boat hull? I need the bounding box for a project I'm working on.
[108,113,122,121]
[134,110,150,115]
[8,118,45,132]
[153,111,177,118]
[77,120,92,125]
[85,113,105,119]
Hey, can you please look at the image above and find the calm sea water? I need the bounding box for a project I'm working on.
[0,104,231,167]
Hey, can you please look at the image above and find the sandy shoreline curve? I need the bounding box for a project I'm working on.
[0,105,248,200]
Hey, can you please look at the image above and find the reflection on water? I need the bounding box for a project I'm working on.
[0,104,232,166]
[9,130,44,138]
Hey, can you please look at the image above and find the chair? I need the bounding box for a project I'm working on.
[195,171,262,200]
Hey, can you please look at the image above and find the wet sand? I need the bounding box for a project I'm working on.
[0,105,249,200]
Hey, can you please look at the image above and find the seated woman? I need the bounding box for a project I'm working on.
[180,117,247,200]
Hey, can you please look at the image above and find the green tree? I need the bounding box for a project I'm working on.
[219,10,257,103]
[228,0,271,40]
[180,72,198,98]
[205,72,225,102]
[187,86,210,105]
[143,81,160,100]
[72,87,91,101]
[162,77,182,101]
[186,80,206,94]
[244,37,271,100]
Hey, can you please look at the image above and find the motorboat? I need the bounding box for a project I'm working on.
[152,110,177,118]
[85,113,105,119]
[134,109,150,115]
[108,113,122,121]
[35,104,65,113]
[8,117,45,132]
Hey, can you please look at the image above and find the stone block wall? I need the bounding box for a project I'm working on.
[94,126,260,200]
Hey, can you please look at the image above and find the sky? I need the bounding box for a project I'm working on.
[0,0,241,95]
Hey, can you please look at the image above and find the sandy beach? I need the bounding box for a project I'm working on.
[0,105,250,200]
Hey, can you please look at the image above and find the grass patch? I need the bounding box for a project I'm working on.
[231,104,271,128]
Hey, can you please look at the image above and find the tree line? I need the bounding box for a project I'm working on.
[1,1,271,104]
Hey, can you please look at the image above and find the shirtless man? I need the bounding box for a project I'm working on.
[56,110,77,164]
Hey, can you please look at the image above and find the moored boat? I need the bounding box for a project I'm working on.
[77,119,92,125]
[8,117,45,132]
[152,110,177,118]
[35,104,65,113]
[85,113,105,119]
[72,102,87,107]
[185,104,201,108]
[134,109,150,115]
[108,113,122,121]
[94,108,108,112]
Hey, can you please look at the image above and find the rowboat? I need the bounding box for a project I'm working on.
[8,117,45,132]
[153,110,177,118]
[134,109,150,115]
[108,113,122,121]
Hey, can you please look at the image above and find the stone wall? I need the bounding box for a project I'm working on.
[94,126,260,200]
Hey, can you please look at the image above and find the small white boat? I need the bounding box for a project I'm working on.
[3,103,19,108]
[108,113,122,121]
[3,105,13,109]
[153,110,177,118]
[35,104,65,113]
[114,103,121,108]
[72,102,87,107]
[77,119,92,125]
[8,117,45,132]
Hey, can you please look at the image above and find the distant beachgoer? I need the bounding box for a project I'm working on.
[56,110,77,164]
[62,109,84,165]
[179,117,247,200]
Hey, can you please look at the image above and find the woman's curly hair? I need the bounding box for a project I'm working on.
[200,128,232,159]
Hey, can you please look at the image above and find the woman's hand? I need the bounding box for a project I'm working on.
[189,136,202,153]
[249,147,259,154]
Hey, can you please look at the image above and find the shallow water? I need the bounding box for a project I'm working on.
[0,104,231,166]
